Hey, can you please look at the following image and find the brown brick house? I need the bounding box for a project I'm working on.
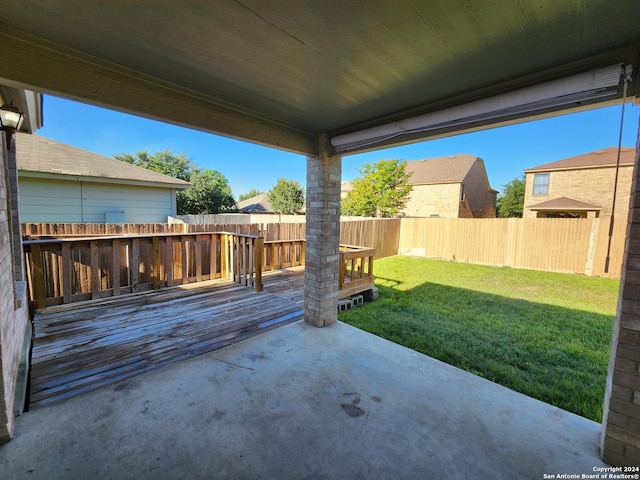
[523,147,635,219]
[402,154,497,218]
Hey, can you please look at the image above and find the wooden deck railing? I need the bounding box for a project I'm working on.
[261,240,375,299]
[24,232,263,309]
[263,239,305,271]
[24,233,375,310]
[338,244,376,299]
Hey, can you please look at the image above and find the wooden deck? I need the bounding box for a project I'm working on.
[29,267,306,408]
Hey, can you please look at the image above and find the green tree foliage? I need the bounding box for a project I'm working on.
[115,150,234,215]
[115,149,192,181]
[496,177,525,218]
[180,169,235,214]
[268,178,305,214]
[341,159,413,217]
[238,189,265,202]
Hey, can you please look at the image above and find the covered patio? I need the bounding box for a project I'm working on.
[1,0,640,470]
[1,320,607,479]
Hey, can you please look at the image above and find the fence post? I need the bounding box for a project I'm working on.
[584,217,600,276]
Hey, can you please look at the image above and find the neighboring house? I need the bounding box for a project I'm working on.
[340,181,353,199]
[402,154,497,218]
[16,134,190,223]
[523,147,635,219]
[237,193,274,213]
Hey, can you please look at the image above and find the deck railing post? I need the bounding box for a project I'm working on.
[152,236,161,290]
[90,240,100,299]
[62,242,72,303]
[338,251,345,291]
[254,237,263,292]
[30,244,47,309]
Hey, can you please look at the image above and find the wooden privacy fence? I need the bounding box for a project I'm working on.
[24,232,263,309]
[23,215,627,279]
[399,216,627,278]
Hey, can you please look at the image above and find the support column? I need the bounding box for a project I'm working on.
[305,133,341,327]
[601,117,640,465]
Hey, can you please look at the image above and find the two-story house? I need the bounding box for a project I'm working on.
[402,154,497,218]
[523,147,635,219]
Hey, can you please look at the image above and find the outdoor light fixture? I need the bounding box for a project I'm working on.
[331,64,628,153]
[0,103,24,150]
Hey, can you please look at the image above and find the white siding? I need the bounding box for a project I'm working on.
[19,178,83,222]
[18,177,177,223]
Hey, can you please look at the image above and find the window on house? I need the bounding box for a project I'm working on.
[533,173,549,195]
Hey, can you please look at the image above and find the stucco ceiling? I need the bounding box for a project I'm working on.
[0,1,638,155]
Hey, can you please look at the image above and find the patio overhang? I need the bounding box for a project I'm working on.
[0,1,638,156]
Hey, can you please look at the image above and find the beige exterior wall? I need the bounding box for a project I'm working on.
[461,160,497,218]
[523,165,634,219]
[1,137,30,444]
[403,183,462,218]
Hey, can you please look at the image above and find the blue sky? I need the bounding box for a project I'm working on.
[38,95,639,198]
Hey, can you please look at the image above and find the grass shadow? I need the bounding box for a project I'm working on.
[339,280,614,422]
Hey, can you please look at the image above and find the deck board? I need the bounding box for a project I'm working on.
[30,268,306,408]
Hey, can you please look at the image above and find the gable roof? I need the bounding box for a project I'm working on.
[405,154,485,185]
[405,154,478,185]
[16,133,191,189]
[237,193,273,213]
[527,196,602,211]
[524,147,636,173]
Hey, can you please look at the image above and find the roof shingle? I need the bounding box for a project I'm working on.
[404,154,479,185]
[528,196,602,211]
[16,133,190,188]
[524,147,636,173]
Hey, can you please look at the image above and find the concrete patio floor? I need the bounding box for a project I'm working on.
[1,320,607,479]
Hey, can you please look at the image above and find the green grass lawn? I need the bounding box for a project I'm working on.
[338,256,620,422]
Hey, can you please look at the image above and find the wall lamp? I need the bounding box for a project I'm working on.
[0,103,24,150]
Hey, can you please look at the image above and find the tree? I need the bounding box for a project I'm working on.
[115,149,192,181]
[238,189,265,202]
[115,150,234,215]
[180,169,235,214]
[496,177,525,218]
[268,178,304,214]
[341,159,413,217]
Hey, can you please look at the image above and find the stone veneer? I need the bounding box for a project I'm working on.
[304,134,341,327]
[601,128,640,464]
